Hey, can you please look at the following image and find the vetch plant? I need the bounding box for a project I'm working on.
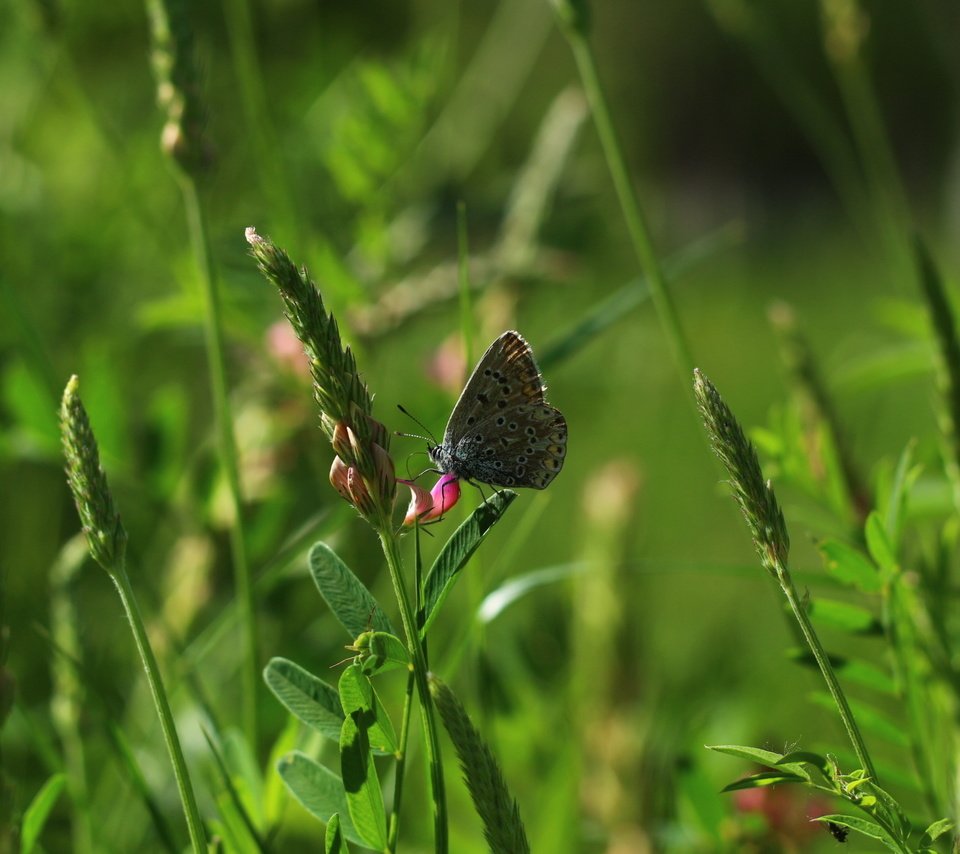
[248,228,536,853]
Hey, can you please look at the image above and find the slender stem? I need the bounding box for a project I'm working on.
[775,562,877,781]
[378,531,448,853]
[565,31,695,380]
[220,0,299,243]
[108,562,207,852]
[387,668,416,852]
[178,175,259,748]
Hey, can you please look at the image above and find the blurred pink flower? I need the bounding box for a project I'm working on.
[425,336,466,396]
[733,780,833,844]
[266,320,310,377]
[401,472,461,525]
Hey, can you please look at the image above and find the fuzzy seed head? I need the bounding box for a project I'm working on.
[60,376,127,572]
[694,369,790,575]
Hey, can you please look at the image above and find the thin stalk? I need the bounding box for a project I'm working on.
[821,1,912,282]
[108,561,206,852]
[178,175,259,748]
[387,669,416,852]
[564,31,695,380]
[378,531,448,853]
[220,0,299,243]
[776,563,877,781]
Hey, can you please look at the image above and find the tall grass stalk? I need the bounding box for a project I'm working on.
[819,0,912,280]
[769,302,871,524]
[705,0,872,241]
[145,0,260,747]
[179,176,259,748]
[220,0,299,243]
[694,369,878,782]
[60,376,207,853]
[555,6,695,382]
[914,237,960,513]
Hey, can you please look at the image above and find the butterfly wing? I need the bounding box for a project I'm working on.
[442,331,546,446]
[442,331,567,489]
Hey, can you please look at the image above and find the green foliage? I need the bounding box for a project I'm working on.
[263,658,345,744]
[9,1,960,851]
[308,542,396,638]
[420,491,517,637]
[20,773,66,854]
[277,753,363,846]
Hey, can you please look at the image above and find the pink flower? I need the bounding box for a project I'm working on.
[401,472,461,525]
[265,320,310,377]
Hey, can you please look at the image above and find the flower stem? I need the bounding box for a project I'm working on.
[564,29,695,380]
[179,175,259,749]
[378,530,448,853]
[387,668,416,852]
[107,560,206,852]
[775,562,877,781]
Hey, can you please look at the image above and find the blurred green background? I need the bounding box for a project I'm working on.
[2,0,960,851]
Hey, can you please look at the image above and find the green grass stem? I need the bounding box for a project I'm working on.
[705,0,872,240]
[221,0,300,244]
[387,669,416,851]
[695,369,878,783]
[561,23,695,382]
[820,0,912,281]
[378,530,448,854]
[914,237,960,513]
[108,560,207,852]
[179,176,259,750]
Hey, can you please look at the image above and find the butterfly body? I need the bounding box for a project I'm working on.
[428,331,567,489]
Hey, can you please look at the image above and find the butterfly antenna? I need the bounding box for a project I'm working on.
[396,404,439,445]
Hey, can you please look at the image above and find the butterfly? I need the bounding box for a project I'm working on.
[428,331,567,489]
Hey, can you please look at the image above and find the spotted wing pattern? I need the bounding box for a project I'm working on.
[437,331,567,489]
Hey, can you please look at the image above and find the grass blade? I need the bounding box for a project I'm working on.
[20,773,66,854]
[420,491,516,637]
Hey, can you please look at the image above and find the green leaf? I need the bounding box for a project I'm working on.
[776,751,830,777]
[864,512,897,573]
[277,752,363,846]
[420,491,517,637]
[811,814,900,849]
[720,771,807,791]
[708,744,811,780]
[477,562,587,624]
[325,814,351,854]
[264,716,299,826]
[21,773,66,854]
[707,744,786,765]
[881,440,918,551]
[339,698,387,849]
[817,539,882,592]
[339,664,397,754]
[806,598,881,634]
[920,817,954,845]
[263,657,344,742]
[309,542,395,638]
